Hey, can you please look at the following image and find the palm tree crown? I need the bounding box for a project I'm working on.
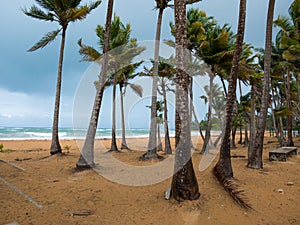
[23,0,101,51]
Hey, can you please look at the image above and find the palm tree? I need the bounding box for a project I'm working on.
[272,1,300,146]
[247,0,276,169]
[76,0,114,169]
[171,0,200,202]
[213,0,251,209]
[117,63,143,150]
[157,57,176,154]
[142,0,172,160]
[23,0,101,155]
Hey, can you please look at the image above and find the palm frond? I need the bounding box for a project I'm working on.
[128,83,143,97]
[213,164,252,210]
[87,0,102,13]
[186,0,202,4]
[28,28,61,52]
[22,5,55,21]
[36,0,56,11]
[68,6,89,21]
[78,38,101,62]
[68,0,82,8]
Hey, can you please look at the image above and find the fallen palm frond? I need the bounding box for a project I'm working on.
[213,164,252,210]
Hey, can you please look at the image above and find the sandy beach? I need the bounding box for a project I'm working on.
[0,136,300,225]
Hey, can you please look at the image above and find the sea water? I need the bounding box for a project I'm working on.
[0,127,153,140]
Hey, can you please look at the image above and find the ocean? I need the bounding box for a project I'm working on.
[0,127,154,140]
[0,127,222,140]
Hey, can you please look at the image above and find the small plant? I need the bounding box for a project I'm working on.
[64,145,71,153]
[0,143,3,152]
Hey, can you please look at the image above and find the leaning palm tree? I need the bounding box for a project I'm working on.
[23,0,101,155]
[213,0,252,209]
[76,0,114,169]
[247,0,276,169]
[77,12,145,166]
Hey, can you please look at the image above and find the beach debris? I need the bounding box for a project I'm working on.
[165,186,172,200]
[47,179,60,183]
[15,157,32,161]
[67,210,93,217]
[276,189,284,194]
[287,181,294,186]
[0,159,25,171]
[0,176,42,209]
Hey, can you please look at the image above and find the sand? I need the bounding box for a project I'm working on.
[0,136,299,225]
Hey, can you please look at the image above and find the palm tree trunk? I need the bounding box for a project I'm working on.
[191,102,205,142]
[231,126,237,149]
[285,67,294,146]
[201,74,214,154]
[189,76,194,149]
[143,8,164,160]
[214,0,246,180]
[248,0,275,169]
[76,0,114,169]
[50,27,67,155]
[162,79,172,154]
[244,123,249,146]
[273,86,287,146]
[214,0,251,209]
[157,123,163,151]
[248,83,256,159]
[171,0,200,202]
[220,77,228,97]
[120,84,129,150]
[109,76,119,152]
[271,86,280,139]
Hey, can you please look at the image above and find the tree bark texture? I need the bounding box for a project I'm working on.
[50,27,67,155]
[143,8,164,159]
[215,0,246,178]
[76,0,114,169]
[171,0,200,202]
[248,0,275,169]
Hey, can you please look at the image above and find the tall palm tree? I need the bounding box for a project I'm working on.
[77,14,144,165]
[142,0,172,160]
[157,57,176,154]
[117,63,143,150]
[171,0,200,202]
[213,0,251,209]
[76,0,114,169]
[145,56,175,154]
[23,0,101,155]
[247,0,276,169]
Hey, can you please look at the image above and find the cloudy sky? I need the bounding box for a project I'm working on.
[0,0,293,128]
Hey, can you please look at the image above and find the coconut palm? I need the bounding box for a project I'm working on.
[247,0,276,169]
[142,0,172,160]
[77,13,145,165]
[76,0,114,169]
[157,57,176,154]
[171,0,200,202]
[116,62,143,150]
[213,0,251,209]
[23,0,101,155]
[144,56,175,154]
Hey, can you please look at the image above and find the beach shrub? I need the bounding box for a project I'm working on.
[0,143,3,152]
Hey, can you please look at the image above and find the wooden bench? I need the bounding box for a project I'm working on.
[269,147,298,161]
